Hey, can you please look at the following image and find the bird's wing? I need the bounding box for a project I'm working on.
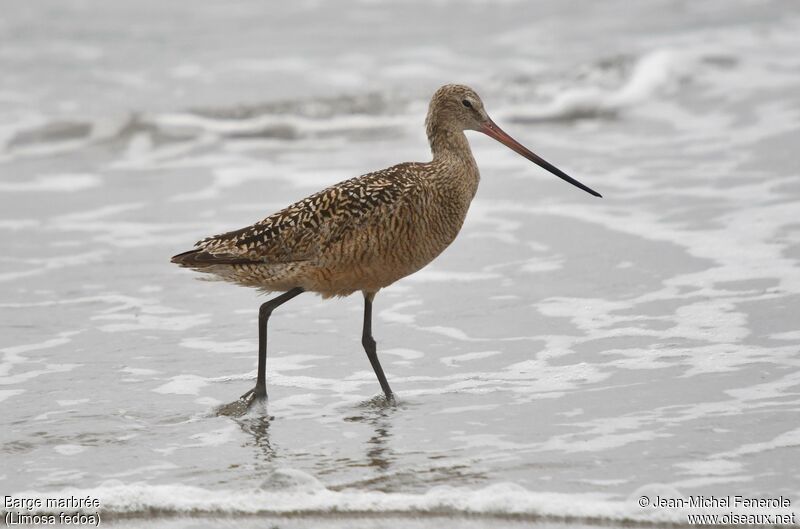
[175,163,422,266]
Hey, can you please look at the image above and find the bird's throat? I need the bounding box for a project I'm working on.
[428,128,474,163]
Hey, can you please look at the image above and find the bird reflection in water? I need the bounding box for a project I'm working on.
[215,395,399,480]
[344,395,398,473]
[236,408,277,467]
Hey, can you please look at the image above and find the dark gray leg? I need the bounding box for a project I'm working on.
[362,291,393,400]
[240,287,304,405]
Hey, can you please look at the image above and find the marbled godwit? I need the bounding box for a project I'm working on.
[172,84,601,406]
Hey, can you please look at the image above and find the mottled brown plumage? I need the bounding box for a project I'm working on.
[171,84,600,406]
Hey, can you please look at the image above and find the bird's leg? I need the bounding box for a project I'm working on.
[240,287,304,406]
[362,291,394,401]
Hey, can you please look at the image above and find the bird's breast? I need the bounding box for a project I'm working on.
[307,171,477,296]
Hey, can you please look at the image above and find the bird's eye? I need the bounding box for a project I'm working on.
[462,99,473,109]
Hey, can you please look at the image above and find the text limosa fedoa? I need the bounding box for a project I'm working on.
[172,84,601,406]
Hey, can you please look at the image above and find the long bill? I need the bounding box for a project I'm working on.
[480,119,602,198]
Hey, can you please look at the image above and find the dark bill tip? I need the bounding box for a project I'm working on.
[480,120,602,198]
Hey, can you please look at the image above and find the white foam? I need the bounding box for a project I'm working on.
[53,444,86,456]
[0,173,101,192]
[0,115,129,161]
[120,367,160,376]
[228,57,309,74]
[95,313,210,332]
[56,399,90,407]
[674,459,742,476]
[51,203,144,223]
[435,404,499,415]
[179,337,253,354]
[0,219,40,230]
[170,163,276,201]
[470,196,800,385]
[0,295,208,336]
[0,389,25,403]
[0,250,109,283]
[715,426,800,459]
[519,255,563,274]
[0,331,82,386]
[32,410,65,421]
[270,354,330,372]
[107,463,179,479]
[405,270,502,283]
[0,333,76,371]
[381,348,425,360]
[189,425,238,448]
[151,112,408,139]
[152,375,209,396]
[260,468,325,492]
[420,325,473,341]
[507,49,690,121]
[379,299,422,325]
[154,424,239,456]
[725,369,800,402]
[48,203,186,249]
[770,330,800,341]
[440,350,502,367]
[5,481,797,524]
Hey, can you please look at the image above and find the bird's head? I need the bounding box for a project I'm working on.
[426,84,489,133]
[426,84,602,198]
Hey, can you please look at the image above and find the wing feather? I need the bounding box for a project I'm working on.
[171,163,421,267]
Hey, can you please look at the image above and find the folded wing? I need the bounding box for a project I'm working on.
[171,163,421,268]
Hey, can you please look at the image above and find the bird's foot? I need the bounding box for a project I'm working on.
[215,385,267,417]
[358,392,396,409]
[240,384,267,406]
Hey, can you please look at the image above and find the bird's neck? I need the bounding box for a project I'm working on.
[428,126,477,167]
[426,125,480,197]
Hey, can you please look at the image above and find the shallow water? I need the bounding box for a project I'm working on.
[2,0,800,527]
